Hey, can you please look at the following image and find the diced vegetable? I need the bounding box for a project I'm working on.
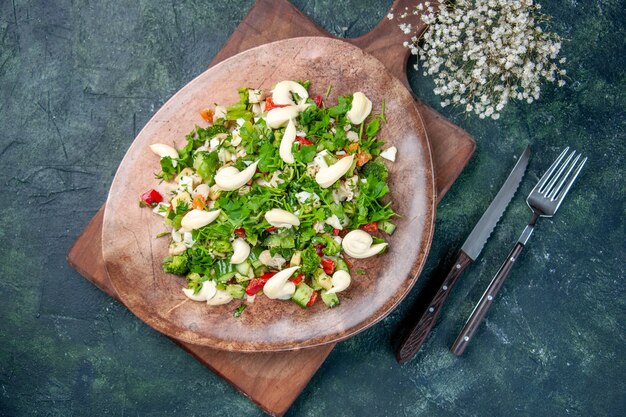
[235,261,251,276]
[361,221,379,232]
[312,268,332,290]
[289,273,304,286]
[140,189,163,207]
[244,272,276,296]
[335,257,350,273]
[306,290,318,307]
[320,257,336,275]
[200,108,214,123]
[192,195,207,210]
[227,284,246,299]
[320,289,340,308]
[378,220,396,235]
[292,282,315,308]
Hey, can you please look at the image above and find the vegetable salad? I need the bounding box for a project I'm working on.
[142,80,398,315]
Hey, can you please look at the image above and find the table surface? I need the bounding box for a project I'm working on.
[1,1,624,416]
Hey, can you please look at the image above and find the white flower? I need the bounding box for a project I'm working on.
[400,0,567,119]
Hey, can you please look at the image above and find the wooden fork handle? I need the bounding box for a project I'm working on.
[451,241,525,356]
[396,251,473,363]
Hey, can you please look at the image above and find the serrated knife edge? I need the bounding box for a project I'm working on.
[460,146,530,260]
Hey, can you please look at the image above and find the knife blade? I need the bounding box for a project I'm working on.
[395,146,530,363]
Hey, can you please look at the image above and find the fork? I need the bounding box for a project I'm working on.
[451,147,587,356]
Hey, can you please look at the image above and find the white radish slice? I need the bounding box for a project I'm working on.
[315,155,354,188]
[325,214,343,230]
[206,290,233,306]
[272,80,309,105]
[214,160,259,191]
[230,238,251,264]
[192,183,210,199]
[380,146,397,162]
[265,208,300,228]
[182,281,217,301]
[279,119,297,164]
[266,105,300,129]
[326,270,351,294]
[263,266,300,300]
[342,229,388,259]
[150,143,179,159]
[180,209,221,230]
[346,92,373,125]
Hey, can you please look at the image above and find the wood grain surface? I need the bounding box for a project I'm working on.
[68,0,475,415]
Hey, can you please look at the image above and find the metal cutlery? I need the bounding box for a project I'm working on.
[451,147,587,356]
[395,147,530,363]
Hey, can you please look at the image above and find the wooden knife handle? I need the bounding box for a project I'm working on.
[451,242,525,356]
[396,251,473,363]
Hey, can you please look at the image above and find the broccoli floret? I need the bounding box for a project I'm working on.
[186,272,204,293]
[301,245,321,276]
[162,252,189,275]
[209,239,232,253]
[360,158,388,181]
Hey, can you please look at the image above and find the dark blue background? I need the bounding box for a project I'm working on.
[0,1,624,416]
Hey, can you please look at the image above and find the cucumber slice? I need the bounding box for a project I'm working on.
[215,260,236,283]
[320,289,340,308]
[335,257,350,273]
[292,282,315,308]
[226,284,245,299]
[378,220,396,235]
[235,261,251,276]
[234,273,250,284]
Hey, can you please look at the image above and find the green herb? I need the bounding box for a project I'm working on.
[233,304,247,318]
[301,245,321,275]
[193,151,219,183]
[149,83,396,311]
[156,156,178,181]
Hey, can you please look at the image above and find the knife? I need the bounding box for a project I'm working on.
[395,146,530,364]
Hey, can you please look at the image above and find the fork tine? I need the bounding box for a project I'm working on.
[548,153,581,200]
[534,147,569,193]
[552,156,587,211]
[542,149,575,195]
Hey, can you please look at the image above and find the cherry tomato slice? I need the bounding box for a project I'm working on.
[306,290,318,307]
[321,258,336,275]
[296,135,314,145]
[140,189,163,207]
[289,273,305,286]
[361,221,379,233]
[264,97,288,111]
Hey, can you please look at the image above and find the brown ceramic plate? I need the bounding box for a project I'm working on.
[102,37,435,352]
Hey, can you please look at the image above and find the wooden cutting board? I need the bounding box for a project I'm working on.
[67,0,475,415]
